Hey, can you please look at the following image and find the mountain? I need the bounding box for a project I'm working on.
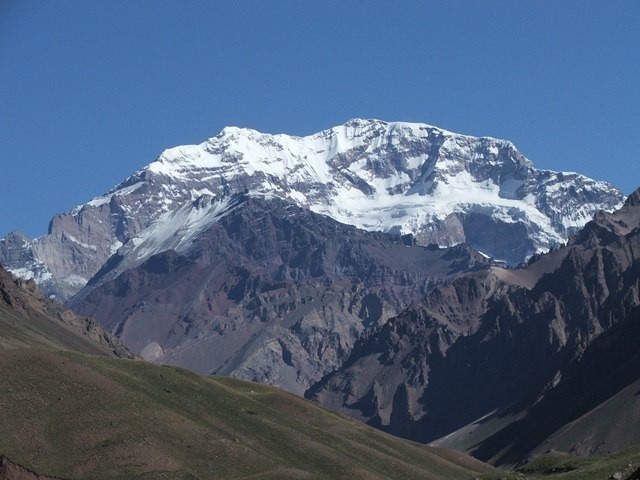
[0,120,635,477]
[307,188,640,467]
[68,196,491,395]
[1,265,637,480]
[1,253,639,480]
[0,119,624,301]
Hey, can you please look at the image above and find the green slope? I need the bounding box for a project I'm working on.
[0,348,494,480]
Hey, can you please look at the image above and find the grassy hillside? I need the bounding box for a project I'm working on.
[0,348,494,480]
[4,348,637,480]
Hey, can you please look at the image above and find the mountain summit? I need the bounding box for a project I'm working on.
[0,119,624,300]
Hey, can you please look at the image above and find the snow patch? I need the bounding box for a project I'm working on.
[64,234,97,251]
[126,195,244,263]
[8,265,52,283]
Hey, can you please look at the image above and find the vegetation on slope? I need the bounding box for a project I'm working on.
[0,348,494,480]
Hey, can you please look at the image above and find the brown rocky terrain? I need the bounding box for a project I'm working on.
[0,247,493,480]
[69,196,491,394]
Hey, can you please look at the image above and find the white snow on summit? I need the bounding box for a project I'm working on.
[100,118,620,262]
[1,118,625,299]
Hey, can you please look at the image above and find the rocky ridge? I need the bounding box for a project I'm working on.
[0,263,130,357]
[307,188,640,466]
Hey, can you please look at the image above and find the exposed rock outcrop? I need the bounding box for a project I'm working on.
[0,264,131,357]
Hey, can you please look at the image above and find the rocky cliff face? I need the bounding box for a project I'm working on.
[69,196,490,394]
[307,188,640,465]
[0,119,624,301]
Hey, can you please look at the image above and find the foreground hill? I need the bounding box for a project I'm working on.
[308,188,640,467]
[0,350,496,480]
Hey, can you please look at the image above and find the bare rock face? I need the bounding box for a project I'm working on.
[1,119,624,301]
[69,197,490,395]
[307,188,640,465]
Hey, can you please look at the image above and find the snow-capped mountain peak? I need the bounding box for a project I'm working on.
[0,119,624,300]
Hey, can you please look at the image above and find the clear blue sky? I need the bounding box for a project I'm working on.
[1,0,639,239]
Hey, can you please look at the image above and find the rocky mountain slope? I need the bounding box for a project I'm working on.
[307,187,640,466]
[0,264,129,357]
[4,229,638,480]
[0,119,624,301]
[69,196,491,395]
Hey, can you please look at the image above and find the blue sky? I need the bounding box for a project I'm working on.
[1,0,639,239]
